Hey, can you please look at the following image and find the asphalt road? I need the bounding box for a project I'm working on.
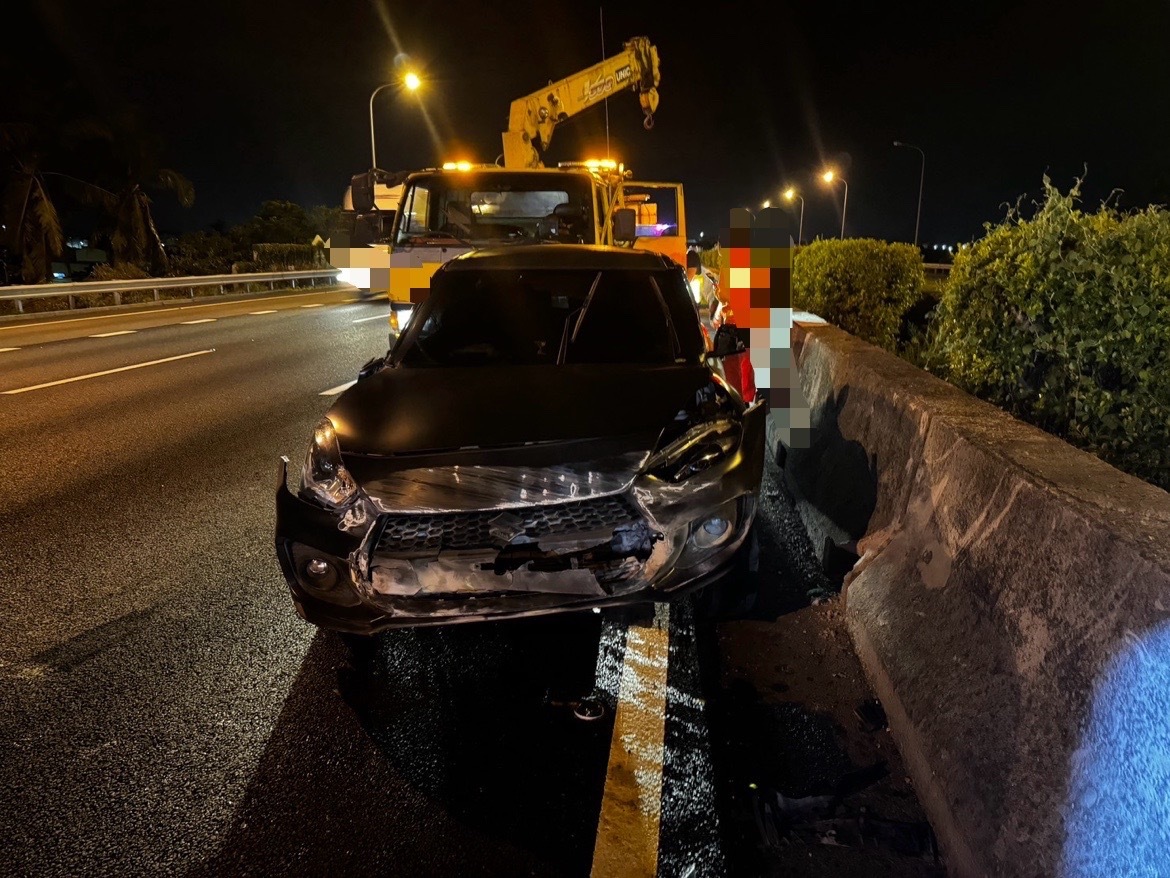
[0,290,943,877]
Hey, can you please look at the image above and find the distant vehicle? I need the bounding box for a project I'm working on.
[275,244,764,636]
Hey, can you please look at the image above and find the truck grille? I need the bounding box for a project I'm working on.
[373,494,641,554]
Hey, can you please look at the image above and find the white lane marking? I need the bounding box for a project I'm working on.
[0,289,340,332]
[89,330,137,338]
[249,310,277,315]
[2,349,215,395]
[4,307,182,331]
[591,604,670,878]
[0,347,20,353]
[301,303,324,308]
[180,318,216,324]
[352,313,388,323]
[319,380,357,396]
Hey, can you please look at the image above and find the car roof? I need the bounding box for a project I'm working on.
[440,244,676,273]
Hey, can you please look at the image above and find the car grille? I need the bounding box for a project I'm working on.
[373,494,642,554]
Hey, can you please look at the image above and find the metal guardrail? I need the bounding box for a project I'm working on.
[0,268,342,313]
[922,262,952,274]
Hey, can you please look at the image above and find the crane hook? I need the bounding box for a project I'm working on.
[643,113,654,131]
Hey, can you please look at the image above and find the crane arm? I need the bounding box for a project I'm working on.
[501,36,660,169]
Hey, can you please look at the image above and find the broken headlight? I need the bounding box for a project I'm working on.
[301,417,358,507]
[645,419,740,483]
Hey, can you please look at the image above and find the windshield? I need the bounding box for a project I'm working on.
[394,172,596,245]
[394,268,704,368]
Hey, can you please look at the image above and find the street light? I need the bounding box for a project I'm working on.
[762,199,771,209]
[369,70,422,170]
[893,141,925,247]
[783,187,804,245]
[821,169,848,239]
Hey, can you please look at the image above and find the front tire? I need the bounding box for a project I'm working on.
[694,524,760,621]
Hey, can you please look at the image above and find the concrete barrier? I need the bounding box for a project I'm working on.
[775,321,1170,877]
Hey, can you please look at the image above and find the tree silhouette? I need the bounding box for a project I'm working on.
[0,123,65,283]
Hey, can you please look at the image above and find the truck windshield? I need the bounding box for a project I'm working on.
[394,268,704,368]
[395,172,596,245]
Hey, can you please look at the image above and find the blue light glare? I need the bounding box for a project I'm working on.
[1062,621,1170,876]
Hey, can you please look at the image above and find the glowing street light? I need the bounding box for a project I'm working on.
[762,199,771,209]
[821,169,848,238]
[369,70,424,170]
[783,187,804,245]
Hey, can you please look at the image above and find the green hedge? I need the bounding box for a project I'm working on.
[925,177,1170,488]
[252,243,321,270]
[792,238,924,351]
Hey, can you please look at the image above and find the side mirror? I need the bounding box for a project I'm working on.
[613,207,636,242]
[711,323,743,358]
[358,354,385,380]
[351,171,375,214]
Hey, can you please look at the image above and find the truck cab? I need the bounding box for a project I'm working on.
[384,162,686,314]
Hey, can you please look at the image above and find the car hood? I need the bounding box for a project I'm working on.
[330,362,711,460]
[327,363,715,512]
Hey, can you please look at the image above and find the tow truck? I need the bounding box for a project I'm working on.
[336,37,689,325]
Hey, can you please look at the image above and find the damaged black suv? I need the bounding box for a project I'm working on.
[275,244,765,633]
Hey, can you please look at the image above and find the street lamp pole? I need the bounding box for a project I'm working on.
[783,188,804,244]
[822,173,848,238]
[369,83,395,170]
[369,72,421,170]
[894,141,925,247]
[839,179,849,238]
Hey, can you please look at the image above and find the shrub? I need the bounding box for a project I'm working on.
[252,243,319,270]
[792,238,925,351]
[925,177,1170,489]
[87,262,150,281]
[700,244,722,275]
[167,230,248,276]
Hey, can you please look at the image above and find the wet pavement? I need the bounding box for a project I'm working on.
[0,297,944,875]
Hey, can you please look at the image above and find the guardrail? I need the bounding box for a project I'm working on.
[922,262,952,275]
[0,268,342,314]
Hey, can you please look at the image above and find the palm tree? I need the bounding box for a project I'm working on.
[0,124,64,284]
[107,170,194,273]
[61,113,194,274]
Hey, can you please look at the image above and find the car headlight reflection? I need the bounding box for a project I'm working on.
[301,417,358,507]
[645,419,740,483]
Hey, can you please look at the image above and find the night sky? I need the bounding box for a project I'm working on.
[6,0,1169,247]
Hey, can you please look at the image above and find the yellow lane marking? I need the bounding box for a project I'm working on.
[591,604,670,878]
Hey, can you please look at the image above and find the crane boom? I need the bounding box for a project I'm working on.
[501,36,660,169]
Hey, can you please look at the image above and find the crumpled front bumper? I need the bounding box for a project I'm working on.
[274,402,765,633]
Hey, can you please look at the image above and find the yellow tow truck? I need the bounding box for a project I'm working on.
[341,37,689,326]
